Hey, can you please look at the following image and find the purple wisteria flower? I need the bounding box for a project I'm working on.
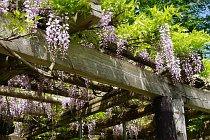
[23,0,41,32]
[99,11,127,55]
[87,120,96,139]
[0,0,9,13]
[182,58,193,82]
[155,53,164,75]
[46,13,70,59]
[117,39,127,55]
[99,11,112,28]
[158,23,181,82]
[191,53,202,74]
[113,124,123,138]
[181,52,203,83]
[138,50,150,61]
[8,74,31,90]
[61,97,75,110]
[127,120,139,140]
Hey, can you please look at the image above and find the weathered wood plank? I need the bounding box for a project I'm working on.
[0,32,210,112]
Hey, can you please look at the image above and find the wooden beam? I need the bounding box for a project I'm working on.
[0,86,62,105]
[0,31,210,113]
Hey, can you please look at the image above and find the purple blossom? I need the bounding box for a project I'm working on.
[137,50,150,68]
[99,11,119,49]
[42,102,52,118]
[191,53,202,74]
[8,74,31,90]
[116,39,127,55]
[128,120,139,140]
[181,52,203,83]
[99,25,118,48]
[158,23,181,82]
[99,11,129,58]
[0,0,9,13]
[23,0,41,33]
[99,11,112,27]
[0,96,43,119]
[76,99,87,110]
[113,124,123,138]
[87,120,96,139]
[46,13,70,59]
[155,53,164,75]
[138,50,150,61]
[182,58,193,82]
[61,97,75,110]
[128,125,138,140]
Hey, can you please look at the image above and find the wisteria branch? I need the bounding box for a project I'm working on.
[0,33,35,41]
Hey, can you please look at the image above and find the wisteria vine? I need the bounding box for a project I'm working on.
[157,23,181,82]
[155,23,203,83]
[99,11,127,56]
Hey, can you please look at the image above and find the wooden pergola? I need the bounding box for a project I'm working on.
[0,2,210,140]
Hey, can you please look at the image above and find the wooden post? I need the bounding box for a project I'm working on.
[78,120,82,140]
[154,96,177,140]
[172,97,187,140]
[123,122,127,140]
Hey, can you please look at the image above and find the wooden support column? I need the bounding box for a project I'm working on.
[78,120,83,140]
[123,122,127,140]
[172,97,187,140]
[154,96,177,140]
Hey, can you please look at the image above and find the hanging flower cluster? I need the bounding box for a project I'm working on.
[87,120,96,140]
[127,120,139,140]
[155,23,204,83]
[156,23,181,82]
[99,11,127,55]
[0,96,52,119]
[113,124,123,138]
[23,0,43,33]
[181,52,203,82]
[46,13,70,60]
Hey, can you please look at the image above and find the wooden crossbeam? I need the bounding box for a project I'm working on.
[96,104,153,130]
[0,34,210,113]
[60,91,140,125]
[0,86,62,105]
